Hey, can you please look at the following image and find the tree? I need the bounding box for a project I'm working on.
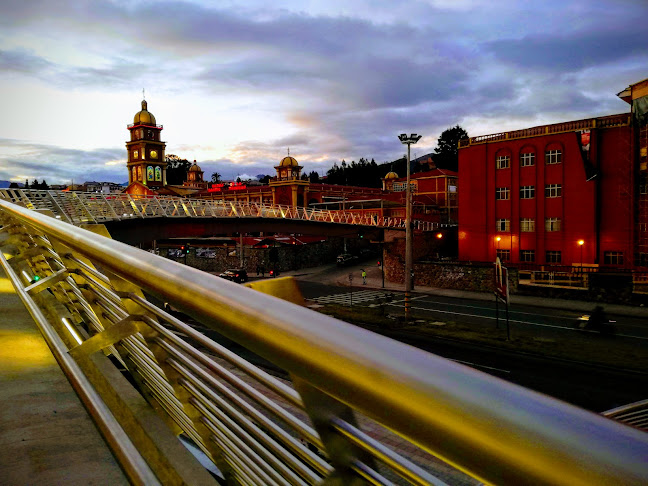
[307,171,320,183]
[433,125,468,172]
[165,154,192,185]
[211,172,222,183]
[24,179,29,189]
[258,174,271,184]
[32,179,40,188]
[40,180,49,189]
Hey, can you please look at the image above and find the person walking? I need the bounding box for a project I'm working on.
[361,269,367,285]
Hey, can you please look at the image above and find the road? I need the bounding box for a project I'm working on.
[297,280,648,412]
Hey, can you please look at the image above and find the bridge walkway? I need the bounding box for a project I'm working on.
[0,267,128,485]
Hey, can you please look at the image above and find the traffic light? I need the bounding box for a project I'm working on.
[184,244,190,255]
[358,230,364,239]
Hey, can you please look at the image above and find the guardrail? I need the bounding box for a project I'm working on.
[1,198,647,485]
[0,189,449,232]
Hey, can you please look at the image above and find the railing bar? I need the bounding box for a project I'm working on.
[188,390,307,486]
[350,459,395,486]
[172,360,327,482]
[207,424,284,486]
[132,304,302,406]
[66,254,112,284]
[331,417,448,486]
[156,338,323,449]
[166,354,331,476]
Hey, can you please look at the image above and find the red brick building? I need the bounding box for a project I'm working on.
[458,78,648,269]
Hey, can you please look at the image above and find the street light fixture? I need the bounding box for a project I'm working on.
[578,240,584,272]
[398,133,422,319]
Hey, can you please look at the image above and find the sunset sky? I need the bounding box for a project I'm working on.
[1,0,646,184]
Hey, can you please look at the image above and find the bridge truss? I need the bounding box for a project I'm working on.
[0,189,449,231]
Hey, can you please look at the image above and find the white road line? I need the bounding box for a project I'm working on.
[389,303,648,340]
[450,359,511,374]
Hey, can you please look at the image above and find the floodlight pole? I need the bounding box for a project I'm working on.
[399,133,422,319]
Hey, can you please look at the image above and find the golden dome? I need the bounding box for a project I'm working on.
[384,171,399,179]
[280,156,299,167]
[189,161,202,172]
[133,100,156,126]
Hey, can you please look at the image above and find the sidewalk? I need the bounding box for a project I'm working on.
[280,262,648,319]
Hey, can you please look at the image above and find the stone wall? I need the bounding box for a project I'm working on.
[163,239,345,274]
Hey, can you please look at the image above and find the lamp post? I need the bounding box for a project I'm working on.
[578,240,584,272]
[495,236,501,259]
[398,133,422,319]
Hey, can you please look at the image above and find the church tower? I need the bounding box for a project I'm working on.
[126,99,167,188]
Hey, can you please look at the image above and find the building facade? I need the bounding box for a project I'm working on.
[458,110,640,268]
[125,100,167,192]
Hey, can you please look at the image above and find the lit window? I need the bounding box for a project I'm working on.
[520,152,535,167]
[545,149,562,164]
[520,250,535,262]
[520,186,535,199]
[496,249,510,261]
[133,150,139,159]
[520,218,535,232]
[604,251,624,265]
[640,223,648,232]
[496,155,510,169]
[546,251,562,263]
[545,218,561,232]
[545,184,562,198]
[496,187,510,200]
[496,219,510,232]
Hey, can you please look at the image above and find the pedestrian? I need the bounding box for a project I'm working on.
[256,265,260,276]
[362,269,367,285]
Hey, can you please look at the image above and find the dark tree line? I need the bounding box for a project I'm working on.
[22,179,49,189]
[165,154,192,185]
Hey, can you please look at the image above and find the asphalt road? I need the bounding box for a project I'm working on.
[297,280,648,413]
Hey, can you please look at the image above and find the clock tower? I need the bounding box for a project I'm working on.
[126,99,167,188]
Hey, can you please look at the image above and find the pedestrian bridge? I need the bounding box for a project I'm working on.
[0,197,647,485]
[0,189,445,232]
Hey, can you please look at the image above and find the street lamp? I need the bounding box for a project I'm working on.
[398,133,422,319]
[578,240,584,271]
[495,236,501,257]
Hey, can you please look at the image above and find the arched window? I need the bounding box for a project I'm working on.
[155,166,162,181]
[147,166,154,181]
[519,145,536,167]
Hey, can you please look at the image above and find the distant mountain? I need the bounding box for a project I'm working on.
[0,181,15,188]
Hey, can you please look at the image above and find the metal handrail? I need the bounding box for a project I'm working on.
[1,198,648,485]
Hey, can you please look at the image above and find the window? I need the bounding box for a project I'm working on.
[604,251,624,265]
[545,218,561,231]
[637,253,648,267]
[640,173,648,195]
[520,250,535,262]
[640,223,648,232]
[520,186,535,199]
[496,219,510,232]
[133,150,139,159]
[520,152,535,167]
[496,249,510,261]
[546,251,562,263]
[520,218,535,232]
[496,155,510,169]
[496,187,510,200]
[545,149,562,164]
[545,184,562,198]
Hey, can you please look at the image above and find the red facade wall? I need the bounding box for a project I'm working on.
[459,121,633,268]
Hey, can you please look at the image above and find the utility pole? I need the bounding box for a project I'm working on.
[398,133,422,319]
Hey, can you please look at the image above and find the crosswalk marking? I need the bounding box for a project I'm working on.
[311,290,389,305]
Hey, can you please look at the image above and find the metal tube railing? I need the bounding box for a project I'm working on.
[1,198,647,485]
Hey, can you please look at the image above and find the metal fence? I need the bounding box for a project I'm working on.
[0,189,449,232]
[1,198,647,485]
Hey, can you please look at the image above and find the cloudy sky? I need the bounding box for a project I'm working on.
[1,0,646,185]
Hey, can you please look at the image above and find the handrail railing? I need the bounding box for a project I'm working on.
[1,198,647,485]
[0,189,451,232]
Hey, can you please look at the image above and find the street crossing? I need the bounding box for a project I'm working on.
[311,290,391,306]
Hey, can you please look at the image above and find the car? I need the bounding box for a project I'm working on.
[336,253,358,266]
[219,268,249,283]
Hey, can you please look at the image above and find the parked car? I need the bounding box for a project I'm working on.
[336,253,358,266]
[219,269,249,283]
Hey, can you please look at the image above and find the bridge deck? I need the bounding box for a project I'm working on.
[0,269,128,485]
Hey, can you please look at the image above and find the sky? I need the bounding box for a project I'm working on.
[0,0,646,185]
